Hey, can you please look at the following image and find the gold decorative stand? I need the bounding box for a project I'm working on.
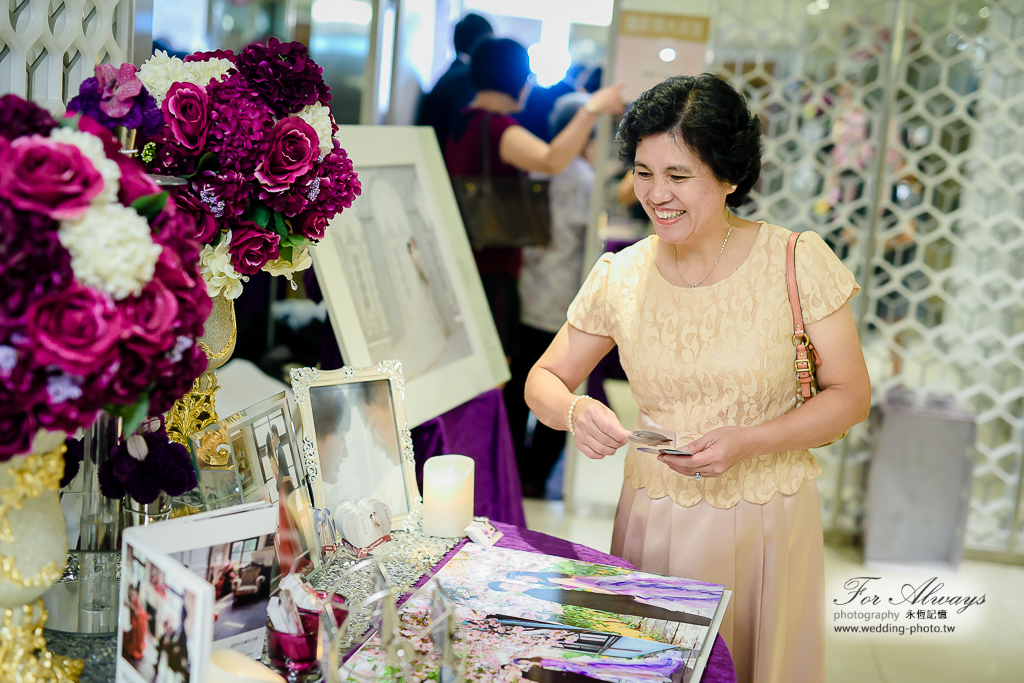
[166,295,237,446]
[0,601,84,682]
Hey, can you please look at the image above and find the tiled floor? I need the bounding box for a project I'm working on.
[523,501,1024,683]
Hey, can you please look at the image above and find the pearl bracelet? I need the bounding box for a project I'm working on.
[567,394,591,435]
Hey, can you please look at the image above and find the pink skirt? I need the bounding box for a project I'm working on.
[611,480,825,683]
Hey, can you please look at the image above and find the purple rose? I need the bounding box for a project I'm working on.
[162,82,210,154]
[0,135,104,219]
[172,188,219,244]
[0,94,58,140]
[294,211,329,241]
[116,154,161,205]
[120,278,179,355]
[184,50,236,63]
[149,343,207,415]
[0,405,37,460]
[228,220,280,275]
[153,249,212,339]
[27,285,121,376]
[108,348,155,404]
[254,117,319,192]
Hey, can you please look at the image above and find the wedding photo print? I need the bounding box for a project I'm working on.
[226,394,301,504]
[327,164,471,382]
[305,376,412,518]
[118,544,203,683]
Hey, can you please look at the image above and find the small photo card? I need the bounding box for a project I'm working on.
[464,518,502,547]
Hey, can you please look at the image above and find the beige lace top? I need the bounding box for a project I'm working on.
[567,222,860,508]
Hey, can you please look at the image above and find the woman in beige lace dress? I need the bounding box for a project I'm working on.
[525,74,871,683]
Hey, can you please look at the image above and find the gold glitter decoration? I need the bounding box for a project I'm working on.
[0,448,65,588]
[195,426,231,468]
[0,600,84,682]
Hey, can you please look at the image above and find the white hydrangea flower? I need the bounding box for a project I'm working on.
[48,127,121,206]
[295,104,334,156]
[139,51,235,105]
[138,51,192,104]
[59,204,162,300]
[200,232,245,300]
[264,245,313,278]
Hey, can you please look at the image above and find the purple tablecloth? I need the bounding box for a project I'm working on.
[412,522,736,683]
[412,388,526,527]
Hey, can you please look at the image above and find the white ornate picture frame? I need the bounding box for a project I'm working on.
[311,126,509,427]
[290,362,419,525]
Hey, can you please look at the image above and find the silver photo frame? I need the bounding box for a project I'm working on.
[290,362,419,525]
[311,125,509,427]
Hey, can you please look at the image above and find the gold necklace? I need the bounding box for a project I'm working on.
[672,213,734,288]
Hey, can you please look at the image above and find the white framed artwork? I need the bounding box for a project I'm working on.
[312,126,509,426]
[290,362,419,525]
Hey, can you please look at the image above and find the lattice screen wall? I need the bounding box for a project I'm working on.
[1,0,135,113]
[706,0,1024,557]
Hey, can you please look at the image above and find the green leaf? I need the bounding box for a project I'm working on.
[282,233,307,248]
[252,203,272,229]
[59,113,83,130]
[184,152,219,178]
[279,245,294,263]
[130,192,169,220]
[105,397,151,437]
[273,211,287,237]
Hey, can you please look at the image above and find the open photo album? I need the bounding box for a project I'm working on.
[116,503,278,683]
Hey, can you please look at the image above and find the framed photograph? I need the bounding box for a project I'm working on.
[311,126,509,427]
[291,363,419,524]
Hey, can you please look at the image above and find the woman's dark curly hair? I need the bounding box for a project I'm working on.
[617,74,762,208]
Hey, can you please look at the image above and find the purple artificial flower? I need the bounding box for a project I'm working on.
[148,342,207,415]
[61,436,84,488]
[105,429,197,504]
[189,169,251,220]
[234,38,331,117]
[205,74,275,174]
[115,154,162,205]
[152,248,212,340]
[119,278,180,356]
[0,135,105,219]
[162,82,210,154]
[0,206,72,330]
[26,284,122,377]
[95,63,143,118]
[309,139,361,220]
[254,117,319,192]
[260,139,359,223]
[67,76,163,137]
[107,348,154,405]
[227,219,280,275]
[184,49,237,63]
[0,94,58,140]
[171,187,219,244]
[293,211,329,241]
[0,405,38,460]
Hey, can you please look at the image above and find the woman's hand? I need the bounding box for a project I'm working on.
[587,84,626,115]
[658,426,758,478]
[573,398,630,460]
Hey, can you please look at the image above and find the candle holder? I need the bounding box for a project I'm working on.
[265,609,321,683]
[422,455,475,538]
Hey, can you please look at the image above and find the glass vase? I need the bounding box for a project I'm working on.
[122,491,173,528]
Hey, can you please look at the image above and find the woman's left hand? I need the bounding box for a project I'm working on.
[657,426,758,479]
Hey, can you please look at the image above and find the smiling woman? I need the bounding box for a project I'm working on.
[524,74,872,683]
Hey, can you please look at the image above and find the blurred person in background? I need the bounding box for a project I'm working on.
[444,36,623,362]
[417,13,493,150]
[509,93,599,498]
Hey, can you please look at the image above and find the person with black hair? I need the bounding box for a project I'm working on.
[444,36,622,433]
[417,13,493,149]
[524,74,871,683]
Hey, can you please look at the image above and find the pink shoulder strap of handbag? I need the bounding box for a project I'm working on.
[787,232,821,400]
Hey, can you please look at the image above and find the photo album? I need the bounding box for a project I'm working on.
[116,502,278,683]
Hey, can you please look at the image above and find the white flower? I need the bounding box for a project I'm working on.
[58,204,162,300]
[48,127,121,206]
[263,245,313,278]
[200,232,244,300]
[294,104,334,156]
[138,51,234,105]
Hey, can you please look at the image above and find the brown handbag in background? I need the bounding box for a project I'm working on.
[450,113,551,249]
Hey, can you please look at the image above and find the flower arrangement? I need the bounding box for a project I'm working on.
[0,94,212,461]
[99,417,197,504]
[135,39,362,299]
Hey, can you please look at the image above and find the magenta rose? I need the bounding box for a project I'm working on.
[228,220,280,275]
[254,117,319,192]
[116,154,161,205]
[295,211,329,241]
[108,349,155,404]
[27,285,121,376]
[173,187,218,244]
[153,249,211,339]
[163,82,210,154]
[0,135,104,219]
[120,278,179,355]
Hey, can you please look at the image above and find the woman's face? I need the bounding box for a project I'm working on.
[633,132,734,244]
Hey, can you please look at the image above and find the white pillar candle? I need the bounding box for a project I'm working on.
[422,455,475,537]
[208,649,285,683]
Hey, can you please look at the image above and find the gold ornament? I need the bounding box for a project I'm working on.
[166,295,236,446]
[195,426,232,468]
[0,601,84,682]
